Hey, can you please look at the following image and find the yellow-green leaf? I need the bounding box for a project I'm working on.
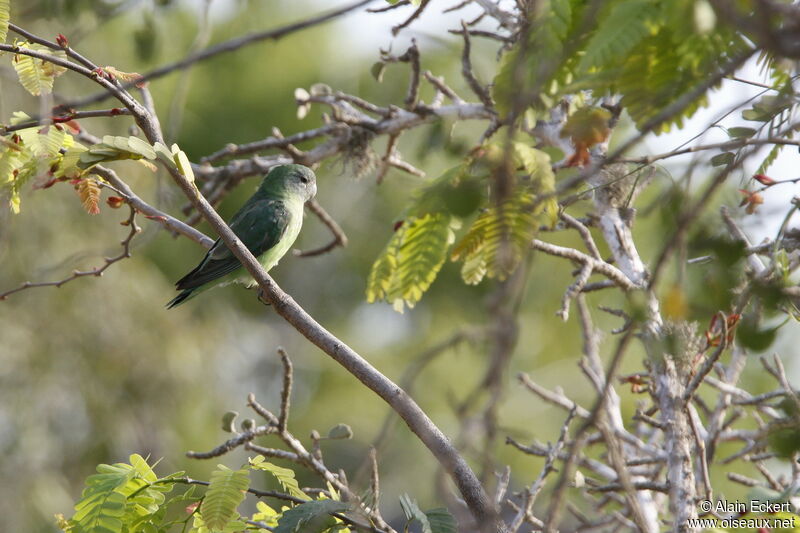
[200,466,249,531]
[173,148,195,183]
[0,0,9,44]
[248,456,306,499]
[451,192,543,284]
[12,41,67,96]
[366,213,455,312]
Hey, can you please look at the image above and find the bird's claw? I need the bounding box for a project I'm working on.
[257,288,272,306]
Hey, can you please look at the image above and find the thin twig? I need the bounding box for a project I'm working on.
[391,0,432,35]
[508,408,577,532]
[460,21,494,110]
[368,0,410,12]
[683,312,729,403]
[59,0,379,109]
[531,239,639,290]
[294,200,349,257]
[0,108,132,134]
[1,203,140,300]
[8,23,99,70]
[277,348,293,433]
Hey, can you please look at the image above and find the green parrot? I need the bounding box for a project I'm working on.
[167,164,317,308]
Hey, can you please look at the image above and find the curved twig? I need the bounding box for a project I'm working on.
[0,203,140,300]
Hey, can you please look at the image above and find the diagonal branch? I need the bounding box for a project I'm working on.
[91,166,214,248]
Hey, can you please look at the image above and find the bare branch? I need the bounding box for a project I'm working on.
[518,373,591,418]
[448,28,514,44]
[391,0,432,35]
[684,313,729,402]
[423,71,464,104]
[368,0,410,12]
[460,22,495,110]
[277,348,293,433]
[91,166,214,248]
[247,393,280,426]
[561,212,602,260]
[294,200,349,257]
[0,108,132,134]
[531,239,639,291]
[508,408,576,532]
[1,203,140,300]
[59,0,379,110]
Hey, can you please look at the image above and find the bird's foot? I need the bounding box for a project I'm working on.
[257,288,272,306]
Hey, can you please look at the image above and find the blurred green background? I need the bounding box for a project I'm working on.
[0,1,792,531]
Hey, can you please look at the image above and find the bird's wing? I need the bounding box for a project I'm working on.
[175,199,291,290]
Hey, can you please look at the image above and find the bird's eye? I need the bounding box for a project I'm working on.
[299,176,308,183]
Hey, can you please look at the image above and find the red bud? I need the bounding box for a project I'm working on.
[106,196,125,209]
[393,220,404,232]
[92,67,110,80]
[753,173,776,186]
[63,120,82,134]
[56,33,69,48]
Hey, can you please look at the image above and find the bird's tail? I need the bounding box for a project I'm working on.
[166,289,194,309]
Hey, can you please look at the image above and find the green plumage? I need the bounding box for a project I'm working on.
[167,164,317,308]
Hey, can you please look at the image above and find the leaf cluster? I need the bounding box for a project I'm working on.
[492,0,764,133]
[0,127,194,214]
[62,454,456,533]
[366,140,557,311]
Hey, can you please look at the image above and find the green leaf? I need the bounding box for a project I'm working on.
[172,144,195,183]
[399,494,432,533]
[366,212,455,311]
[0,141,30,214]
[492,0,574,116]
[397,502,455,533]
[327,423,353,440]
[577,0,654,73]
[366,224,402,304]
[191,514,247,533]
[69,455,175,533]
[737,318,778,352]
[710,152,734,166]
[221,411,238,433]
[72,462,136,533]
[757,143,784,175]
[741,108,765,121]
[727,127,757,138]
[199,465,250,531]
[78,136,157,170]
[1,114,83,213]
[128,454,158,484]
[425,508,457,533]
[12,41,67,96]
[252,500,280,527]
[370,62,386,83]
[0,0,9,43]
[451,191,543,285]
[274,500,350,533]
[249,456,307,499]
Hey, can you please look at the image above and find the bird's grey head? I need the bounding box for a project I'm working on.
[260,164,317,201]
